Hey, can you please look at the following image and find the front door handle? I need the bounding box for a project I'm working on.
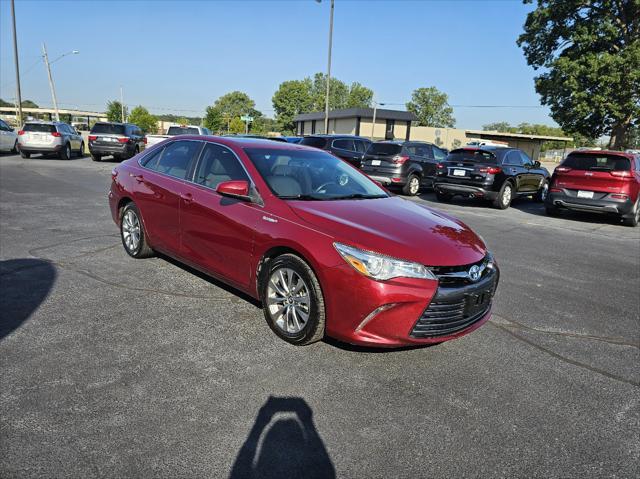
[180,192,193,204]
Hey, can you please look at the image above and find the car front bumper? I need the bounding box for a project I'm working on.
[321,262,499,347]
[546,191,636,217]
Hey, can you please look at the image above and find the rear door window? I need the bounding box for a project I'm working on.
[368,143,402,156]
[23,123,56,133]
[145,140,202,180]
[332,139,355,151]
[433,146,447,161]
[562,153,631,171]
[503,151,524,166]
[300,137,328,149]
[447,149,498,164]
[354,140,369,153]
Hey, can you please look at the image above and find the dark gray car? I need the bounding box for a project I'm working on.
[360,140,448,195]
[299,135,371,168]
[88,122,146,162]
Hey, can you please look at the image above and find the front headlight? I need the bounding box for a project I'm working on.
[334,243,436,281]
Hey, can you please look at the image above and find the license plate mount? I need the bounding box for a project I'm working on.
[577,190,594,199]
[453,169,466,176]
[371,160,381,166]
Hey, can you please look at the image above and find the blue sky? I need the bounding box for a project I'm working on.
[0,0,554,129]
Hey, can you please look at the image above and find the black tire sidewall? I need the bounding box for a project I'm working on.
[261,255,323,345]
[120,204,144,257]
[60,143,71,160]
[495,182,512,209]
[403,174,420,196]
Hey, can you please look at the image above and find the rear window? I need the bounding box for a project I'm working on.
[23,123,55,133]
[91,123,125,135]
[447,149,497,164]
[167,126,200,135]
[367,143,402,156]
[300,137,329,149]
[562,153,631,171]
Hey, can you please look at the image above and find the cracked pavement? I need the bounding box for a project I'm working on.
[1,153,639,478]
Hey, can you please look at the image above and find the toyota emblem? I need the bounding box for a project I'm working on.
[468,265,482,282]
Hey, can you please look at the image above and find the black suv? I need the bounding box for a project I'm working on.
[434,146,550,209]
[88,122,146,162]
[360,140,448,195]
[299,135,371,168]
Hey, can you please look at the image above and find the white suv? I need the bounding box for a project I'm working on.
[0,119,18,153]
[18,121,84,160]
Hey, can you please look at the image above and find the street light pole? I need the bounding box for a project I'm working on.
[324,0,334,134]
[10,0,23,126]
[42,43,60,121]
[370,101,384,140]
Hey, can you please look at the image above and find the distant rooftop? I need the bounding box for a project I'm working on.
[466,129,573,142]
[294,108,417,122]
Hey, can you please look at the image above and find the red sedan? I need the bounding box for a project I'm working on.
[108,136,499,347]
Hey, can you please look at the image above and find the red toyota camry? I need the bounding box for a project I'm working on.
[108,136,499,347]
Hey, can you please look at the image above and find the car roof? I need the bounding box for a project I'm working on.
[567,149,635,159]
[303,134,370,140]
[159,135,319,151]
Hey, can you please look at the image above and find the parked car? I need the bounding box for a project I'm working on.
[360,140,448,196]
[299,134,371,168]
[434,147,550,209]
[18,121,84,160]
[282,136,303,144]
[88,122,146,162]
[109,137,499,348]
[545,150,640,226]
[146,125,211,147]
[0,118,18,153]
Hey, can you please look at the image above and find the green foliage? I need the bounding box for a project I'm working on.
[252,116,278,135]
[517,0,640,150]
[0,98,11,107]
[21,99,39,108]
[156,113,202,124]
[272,73,374,133]
[204,91,262,134]
[481,121,597,149]
[406,87,455,127]
[128,106,158,134]
[105,100,127,122]
[229,117,246,134]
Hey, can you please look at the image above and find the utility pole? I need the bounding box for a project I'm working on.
[324,0,334,134]
[120,86,125,122]
[370,101,384,140]
[42,43,60,121]
[10,0,23,126]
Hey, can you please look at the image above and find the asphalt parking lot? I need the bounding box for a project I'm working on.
[1,153,638,478]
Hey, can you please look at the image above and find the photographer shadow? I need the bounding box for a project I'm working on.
[229,396,336,479]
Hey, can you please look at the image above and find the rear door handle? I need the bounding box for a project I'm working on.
[180,192,193,204]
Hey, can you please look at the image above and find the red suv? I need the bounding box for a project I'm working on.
[546,150,640,226]
[108,137,499,348]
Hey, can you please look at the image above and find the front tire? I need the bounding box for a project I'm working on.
[402,174,420,196]
[77,142,85,157]
[622,200,639,227]
[493,182,513,209]
[120,203,154,258]
[59,143,71,160]
[261,254,325,346]
[11,140,18,154]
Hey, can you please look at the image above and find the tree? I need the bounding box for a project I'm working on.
[252,116,278,135]
[128,106,158,134]
[272,79,314,133]
[346,82,373,108]
[481,121,597,149]
[204,91,262,134]
[517,0,640,150]
[310,73,350,112]
[406,87,455,127]
[204,106,225,133]
[229,117,246,134]
[21,99,39,108]
[105,100,127,122]
[0,98,11,107]
[482,122,512,132]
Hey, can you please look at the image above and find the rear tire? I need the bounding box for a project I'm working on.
[261,253,325,346]
[11,140,18,154]
[77,142,85,157]
[402,174,420,196]
[120,203,154,258]
[20,150,30,159]
[622,200,639,227]
[534,180,549,202]
[59,143,71,160]
[493,182,513,209]
[91,154,101,162]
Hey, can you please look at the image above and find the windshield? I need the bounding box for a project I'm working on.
[167,126,200,135]
[91,123,125,135]
[447,149,498,164]
[367,143,402,156]
[562,153,631,171]
[299,137,328,149]
[244,148,389,200]
[23,123,56,133]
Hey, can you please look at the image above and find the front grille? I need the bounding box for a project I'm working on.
[430,255,491,287]
[410,265,498,339]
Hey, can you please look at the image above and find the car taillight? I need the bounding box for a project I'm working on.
[117,137,129,144]
[143,137,148,144]
[392,155,409,165]
[111,168,118,179]
[555,166,571,173]
[51,132,61,137]
[611,170,631,177]
[436,163,446,169]
[17,130,25,135]
[610,194,629,200]
[479,166,502,174]
[550,188,562,193]
[88,135,97,141]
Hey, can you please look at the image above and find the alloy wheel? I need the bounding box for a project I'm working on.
[502,185,512,205]
[541,182,548,201]
[266,267,311,334]
[122,210,141,252]
[409,177,419,195]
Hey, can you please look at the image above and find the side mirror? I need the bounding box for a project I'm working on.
[216,180,251,201]
[533,160,541,168]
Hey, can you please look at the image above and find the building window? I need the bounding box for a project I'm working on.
[385,119,395,140]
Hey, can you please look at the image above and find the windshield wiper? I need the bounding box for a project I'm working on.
[278,194,322,201]
[327,193,388,200]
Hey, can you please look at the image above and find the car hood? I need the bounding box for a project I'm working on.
[289,196,486,266]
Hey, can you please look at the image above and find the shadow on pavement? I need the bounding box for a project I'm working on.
[0,258,56,341]
[229,396,336,479]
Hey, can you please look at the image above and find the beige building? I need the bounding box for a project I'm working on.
[294,108,572,160]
